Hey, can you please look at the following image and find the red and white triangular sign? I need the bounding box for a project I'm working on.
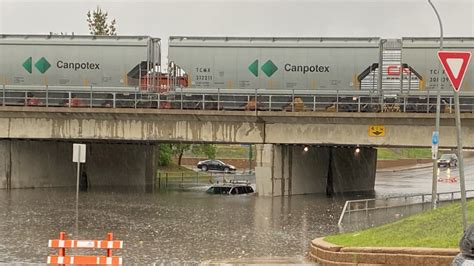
[437,51,471,92]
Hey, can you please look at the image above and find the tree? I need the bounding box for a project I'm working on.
[191,144,217,160]
[86,6,117,36]
[158,144,173,166]
[172,143,192,166]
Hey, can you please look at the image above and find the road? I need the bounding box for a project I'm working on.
[375,157,474,197]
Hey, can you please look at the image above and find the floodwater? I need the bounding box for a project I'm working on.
[2,158,473,264]
[0,187,356,264]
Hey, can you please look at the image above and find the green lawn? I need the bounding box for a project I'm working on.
[157,163,212,181]
[325,200,474,248]
[377,148,431,160]
[183,144,254,159]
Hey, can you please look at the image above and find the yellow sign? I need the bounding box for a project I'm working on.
[369,125,385,137]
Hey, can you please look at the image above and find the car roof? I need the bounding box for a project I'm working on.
[209,184,251,188]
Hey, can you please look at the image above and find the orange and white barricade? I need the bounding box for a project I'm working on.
[47,232,123,265]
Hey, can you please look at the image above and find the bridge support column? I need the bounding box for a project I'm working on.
[255,144,377,196]
[0,140,12,189]
[0,140,159,191]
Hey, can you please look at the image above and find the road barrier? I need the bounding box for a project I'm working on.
[47,232,123,265]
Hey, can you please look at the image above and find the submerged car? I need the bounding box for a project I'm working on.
[206,182,255,195]
[437,153,458,168]
[197,160,236,172]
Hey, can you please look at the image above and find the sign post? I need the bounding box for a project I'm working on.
[431,131,439,160]
[437,50,471,230]
[73,143,86,238]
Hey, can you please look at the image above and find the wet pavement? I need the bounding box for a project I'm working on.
[375,157,474,197]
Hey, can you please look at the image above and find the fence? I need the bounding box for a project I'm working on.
[47,232,123,265]
[156,171,255,189]
[2,85,474,113]
[338,190,474,233]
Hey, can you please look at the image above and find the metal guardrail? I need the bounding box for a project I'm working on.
[2,85,474,113]
[337,190,474,231]
[155,171,254,189]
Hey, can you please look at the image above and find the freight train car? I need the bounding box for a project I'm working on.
[0,34,161,90]
[402,37,474,91]
[168,36,381,91]
[401,37,474,112]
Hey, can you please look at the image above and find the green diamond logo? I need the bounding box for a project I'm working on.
[22,57,32,74]
[248,59,259,77]
[261,60,278,77]
[35,57,51,74]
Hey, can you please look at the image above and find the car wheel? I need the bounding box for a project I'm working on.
[202,165,208,171]
[224,167,230,173]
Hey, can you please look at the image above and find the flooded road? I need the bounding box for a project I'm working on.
[2,158,473,264]
[0,188,352,264]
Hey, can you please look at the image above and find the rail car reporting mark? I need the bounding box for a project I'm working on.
[369,125,385,137]
[437,51,471,92]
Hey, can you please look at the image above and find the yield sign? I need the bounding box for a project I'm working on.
[437,51,471,92]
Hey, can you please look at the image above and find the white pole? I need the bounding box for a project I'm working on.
[454,91,467,230]
[75,149,81,239]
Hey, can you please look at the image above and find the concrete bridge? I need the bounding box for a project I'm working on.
[1,107,473,196]
[1,107,473,147]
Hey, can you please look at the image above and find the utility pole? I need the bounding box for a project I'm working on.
[427,0,443,209]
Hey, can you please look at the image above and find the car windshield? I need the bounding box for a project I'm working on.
[440,154,452,159]
[206,186,231,194]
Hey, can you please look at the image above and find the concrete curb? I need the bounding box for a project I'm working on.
[310,237,458,265]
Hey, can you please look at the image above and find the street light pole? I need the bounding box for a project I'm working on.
[428,0,443,210]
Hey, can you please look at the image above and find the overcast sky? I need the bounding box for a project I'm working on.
[1,0,473,64]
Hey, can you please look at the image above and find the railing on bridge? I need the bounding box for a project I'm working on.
[2,84,474,113]
[337,190,474,233]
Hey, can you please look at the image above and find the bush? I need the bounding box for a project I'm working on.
[158,144,173,166]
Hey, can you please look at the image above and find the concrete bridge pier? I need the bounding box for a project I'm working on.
[0,140,159,191]
[255,144,377,196]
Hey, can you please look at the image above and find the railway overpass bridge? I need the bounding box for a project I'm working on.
[1,107,473,196]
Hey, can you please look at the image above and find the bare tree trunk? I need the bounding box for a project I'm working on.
[178,151,184,166]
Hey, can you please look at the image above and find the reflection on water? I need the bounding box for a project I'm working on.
[0,187,361,264]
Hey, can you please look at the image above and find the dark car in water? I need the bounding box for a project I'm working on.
[197,160,236,172]
[437,153,458,168]
[206,182,255,195]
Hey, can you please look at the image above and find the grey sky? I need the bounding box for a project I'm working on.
[1,0,473,64]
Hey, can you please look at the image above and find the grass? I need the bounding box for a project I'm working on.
[325,200,474,248]
[377,148,431,160]
[183,144,255,159]
[157,163,193,173]
[157,163,208,181]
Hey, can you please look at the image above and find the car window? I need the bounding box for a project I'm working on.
[440,154,451,159]
[231,187,237,194]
